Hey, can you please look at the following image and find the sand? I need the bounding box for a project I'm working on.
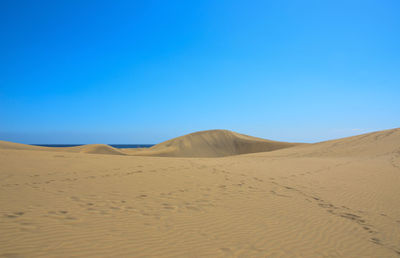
[1,128,400,257]
[124,129,302,157]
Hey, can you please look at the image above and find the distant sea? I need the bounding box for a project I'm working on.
[31,144,154,149]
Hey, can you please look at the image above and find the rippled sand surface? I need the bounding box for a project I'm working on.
[1,128,399,257]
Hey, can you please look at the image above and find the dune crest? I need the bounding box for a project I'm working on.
[0,140,44,151]
[307,127,400,157]
[257,127,400,158]
[78,144,126,155]
[129,129,302,157]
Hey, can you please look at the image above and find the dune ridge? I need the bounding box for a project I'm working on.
[127,129,302,157]
[0,140,46,151]
[251,127,400,158]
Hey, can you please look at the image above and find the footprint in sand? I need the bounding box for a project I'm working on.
[4,212,24,219]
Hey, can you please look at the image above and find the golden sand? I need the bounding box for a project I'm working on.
[1,128,399,257]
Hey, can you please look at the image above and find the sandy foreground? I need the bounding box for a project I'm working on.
[1,129,400,257]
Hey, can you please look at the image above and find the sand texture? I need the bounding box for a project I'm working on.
[1,128,400,257]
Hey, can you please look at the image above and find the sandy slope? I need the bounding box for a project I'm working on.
[249,127,400,158]
[1,128,400,257]
[125,129,302,157]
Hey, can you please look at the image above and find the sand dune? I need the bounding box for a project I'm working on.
[0,141,125,155]
[250,127,400,158]
[0,130,302,157]
[77,144,126,155]
[127,129,302,157]
[303,127,400,157]
[0,140,46,151]
[3,127,397,158]
[1,128,400,257]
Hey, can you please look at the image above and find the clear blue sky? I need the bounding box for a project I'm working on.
[1,0,399,144]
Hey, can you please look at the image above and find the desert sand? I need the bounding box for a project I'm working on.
[1,128,400,257]
[124,130,302,157]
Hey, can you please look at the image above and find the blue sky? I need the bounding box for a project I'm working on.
[1,0,399,144]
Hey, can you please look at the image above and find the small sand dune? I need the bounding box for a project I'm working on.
[127,129,302,157]
[77,144,126,155]
[0,141,125,155]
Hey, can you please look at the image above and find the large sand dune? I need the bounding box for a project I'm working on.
[126,129,302,157]
[1,128,400,257]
